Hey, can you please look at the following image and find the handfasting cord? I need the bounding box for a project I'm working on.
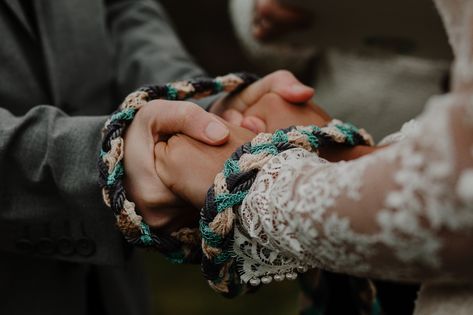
[98,71,380,313]
[200,121,374,297]
[98,73,258,263]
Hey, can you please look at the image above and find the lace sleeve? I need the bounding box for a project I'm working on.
[234,0,473,285]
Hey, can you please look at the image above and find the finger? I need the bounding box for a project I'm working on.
[221,108,244,125]
[145,100,230,145]
[154,134,200,189]
[154,141,173,189]
[241,116,267,133]
[239,70,314,109]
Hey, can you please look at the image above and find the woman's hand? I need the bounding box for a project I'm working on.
[154,122,256,209]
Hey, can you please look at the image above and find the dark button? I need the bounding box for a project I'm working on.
[15,239,34,253]
[57,238,75,256]
[36,238,56,255]
[75,238,96,257]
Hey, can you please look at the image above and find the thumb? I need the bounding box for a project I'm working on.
[240,70,314,107]
[145,100,230,145]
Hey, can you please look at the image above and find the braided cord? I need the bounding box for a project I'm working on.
[98,73,259,263]
[200,123,374,295]
[99,71,380,313]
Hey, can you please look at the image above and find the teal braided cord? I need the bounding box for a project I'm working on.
[335,123,359,145]
[215,191,248,212]
[300,129,320,149]
[200,220,224,247]
[214,249,234,265]
[250,143,278,155]
[224,159,240,178]
[371,298,382,315]
[271,129,289,144]
[214,80,224,93]
[110,107,136,122]
[166,85,178,100]
[139,222,154,246]
[107,162,124,186]
[166,251,186,264]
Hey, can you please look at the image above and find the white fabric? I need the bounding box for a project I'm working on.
[234,0,473,313]
[229,0,316,74]
[229,0,453,141]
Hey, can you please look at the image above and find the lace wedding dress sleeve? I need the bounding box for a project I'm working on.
[234,0,473,285]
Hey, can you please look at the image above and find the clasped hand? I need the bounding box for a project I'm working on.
[123,70,330,232]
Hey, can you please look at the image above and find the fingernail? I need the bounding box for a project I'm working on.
[205,121,229,141]
[290,84,312,94]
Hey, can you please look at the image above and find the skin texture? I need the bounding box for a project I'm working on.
[155,121,256,209]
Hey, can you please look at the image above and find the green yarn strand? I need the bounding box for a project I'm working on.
[215,191,248,212]
[200,220,223,247]
[107,162,124,186]
[271,129,289,144]
[224,159,240,178]
[250,143,278,155]
[301,130,319,149]
[139,222,154,246]
[110,107,136,122]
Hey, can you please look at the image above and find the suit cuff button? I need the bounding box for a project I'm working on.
[75,238,96,257]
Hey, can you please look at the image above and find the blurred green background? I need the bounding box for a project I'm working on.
[144,252,300,315]
[144,1,301,314]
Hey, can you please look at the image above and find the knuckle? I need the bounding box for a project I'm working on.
[179,102,198,127]
[260,92,284,107]
[272,69,294,80]
[166,134,184,147]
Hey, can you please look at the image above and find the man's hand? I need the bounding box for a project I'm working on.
[253,0,312,41]
[123,100,230,232]
[155,122,255,209]
[211,70,319,132]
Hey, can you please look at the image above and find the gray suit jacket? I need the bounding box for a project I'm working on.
[0,1,205,314]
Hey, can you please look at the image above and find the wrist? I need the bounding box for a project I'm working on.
[200,122,374,295]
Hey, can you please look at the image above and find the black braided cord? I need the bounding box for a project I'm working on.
[98,73,258,263]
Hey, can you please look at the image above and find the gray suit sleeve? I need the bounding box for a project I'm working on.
[106,0,209,99]
[0,106,128,265]
[0,1,216,265]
